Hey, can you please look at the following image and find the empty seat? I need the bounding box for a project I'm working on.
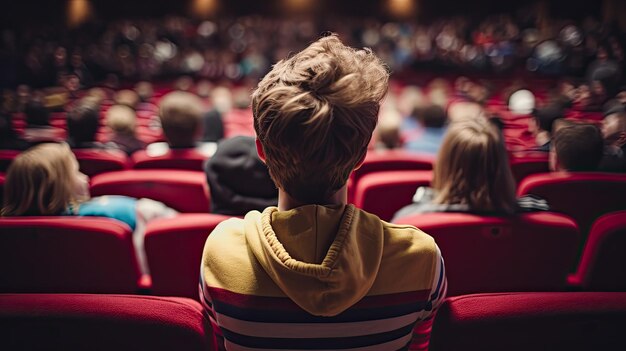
[0,217,141,294]
[348,150,434,203]
[0,150,20,172]
[394,212,579,296]
[145,213,231,299]
[353,170,432,221]
[429,292,626,351]
[568,210,626,291]
[90,170,210,213]
[0,294,212,351]
[72,148,131,177]
[517,172,626,239]
[132,148,210,171]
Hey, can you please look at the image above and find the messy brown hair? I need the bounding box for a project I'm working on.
[252,34,389,203]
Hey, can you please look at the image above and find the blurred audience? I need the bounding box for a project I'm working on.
[403,105,448,155]
[550,124,604,172]
[66,98,107,149]
[528,103,564,152]
[106,104,146,155]
[599,111,626,172]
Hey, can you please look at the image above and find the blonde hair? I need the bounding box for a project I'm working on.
[252,34,389,202]
[2,143,80,216]
[114,89,140,109]
[106,104,137,135]
[159,91,203,148]
[433,119,517,214]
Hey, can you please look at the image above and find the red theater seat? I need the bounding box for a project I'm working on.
[517,172,626,238]
[509,153,550,185]
[0,294,212,351]
[353,170,432,221]
[0,150,20,172]
[0,217,141,294]
[90,170,210,213]
[132,148,209,171]
[568,210,626,291]
[145,213,231,300]
[72,148,132,177]
[394,212,579,296]
[429,292,626,351]
[0,172,4,205]
[349,150,434,203]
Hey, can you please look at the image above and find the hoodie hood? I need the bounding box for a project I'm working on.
[244,204,384,317]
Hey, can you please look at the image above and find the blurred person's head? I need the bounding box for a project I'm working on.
[114,89,140,109]
[376,108,401,149]
[67,98,100,146]
[550,124,604,172]
[252,34,389,204]
[24,99,50,127]
[417,104,447,128]
[397,85,426,117]
[159,91,203,148]
[602,112,626,148]
[106,104,137,136]
[530,103,563,135]
[433,118,517,214]
[134,82,154,102]
[86,88,107,105]
[211,86,233,113]
[205,136,277,215]
[508,89,535,115]
[447,101,486,123]
[174,76,194,92]
[2,143,89,216]
[233,88,251,109]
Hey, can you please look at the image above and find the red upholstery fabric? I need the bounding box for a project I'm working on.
[145,213,231,300]
[353,170,432,221]
[394,212,579,296]
[348,150,434,203]
[0,150,19,172]
[517,172,626,239]
[132,149,208,171]
[90,170,210,213]
[569,210,626,291]
[0,217,141,294]
[430,292,626,351]
[508,152,549,185]
[0,294,212,351]
[72,148,131,177]
[0,172,4,205]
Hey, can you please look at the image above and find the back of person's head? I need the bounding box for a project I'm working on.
[551,124,604,172]
[205,136,277,215]
[418,104,447,128]
[114,90,140,110]
[134,81,154,102]
[159,91,203,148]
[532,103,564,134]
[376,108,402,149]
[2,143,87,216]
[24,99,50,127]
[233,88,251,109]
[433,118,517,214]
[508,89,536,115]
[252,34,389,203]
[106,104,137,136]
[67,98,100,145]
[602,112,626,147]
[174,76,194,92]
[86,88,107,105]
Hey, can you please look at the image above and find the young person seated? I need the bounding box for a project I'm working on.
[393,118,549,221]
[403,104,448,155]
[22,98,64,144]
[599,111,626,172]
[1,143,177,273]
[146,91,216,157]
[204,136,277,215]
[550,123,605,172]
[200,35,446,351]
[106,104,146,155]
[66,98,112,149]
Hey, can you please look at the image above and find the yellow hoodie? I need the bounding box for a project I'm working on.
[200,204,446,350]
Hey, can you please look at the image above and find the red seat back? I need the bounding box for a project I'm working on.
[145,213,231,299]
[90,170,210,213]
[72,148,131,177]
[0,150,19,172]
[0,172,4,205]
[0,294,212,351]
[395,212,579,296]
[353,170,432,221]
[509,153,549,185]
[0,217,141,294]
[430,292,626,351]
[349,150,434,203]
[517,172,626,238]
[132,149,208,171]
[569,210,626,291]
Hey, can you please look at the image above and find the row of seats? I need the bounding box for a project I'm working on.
[2,210,625,300]
[1,292,624,351]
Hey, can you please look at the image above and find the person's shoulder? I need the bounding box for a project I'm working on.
[382,220,439,255]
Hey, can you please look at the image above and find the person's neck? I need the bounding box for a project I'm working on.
[278,185,348,211]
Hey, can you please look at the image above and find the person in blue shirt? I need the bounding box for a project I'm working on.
[1,142,177,273]
[403,104,448,155]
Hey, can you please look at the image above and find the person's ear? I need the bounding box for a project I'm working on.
[255,138,266,163]
[617,132,626,148]
[353,151,367,171]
